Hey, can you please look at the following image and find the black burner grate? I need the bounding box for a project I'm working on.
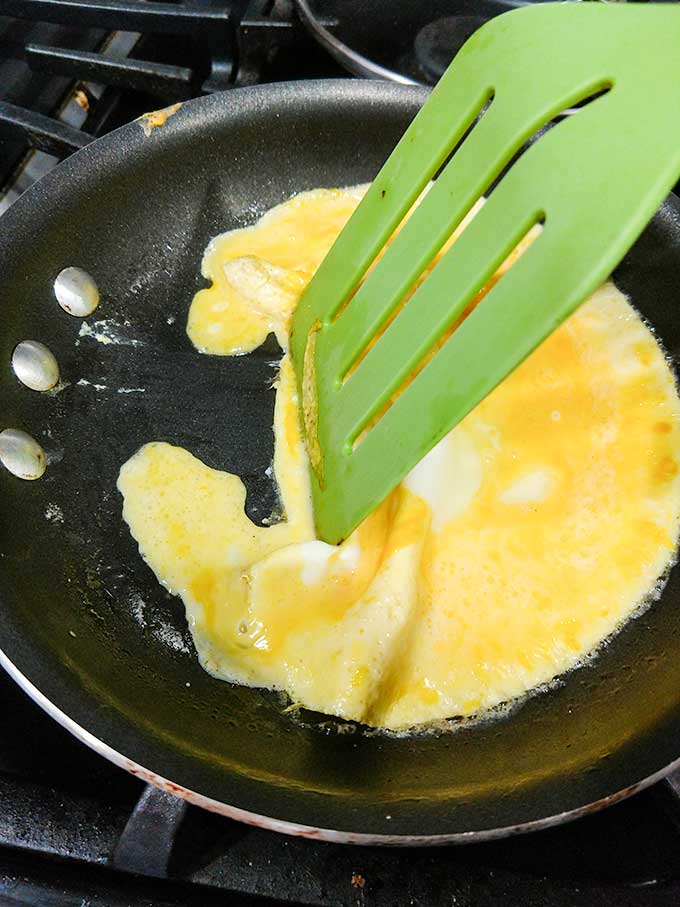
[3,4,680,905]
[3,667,680,906]
[1,0,245,94]
[0,0,341,199]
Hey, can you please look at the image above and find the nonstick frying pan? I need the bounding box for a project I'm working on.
[2,81,680,845]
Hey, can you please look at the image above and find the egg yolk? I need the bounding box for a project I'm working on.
[118,187,680,731]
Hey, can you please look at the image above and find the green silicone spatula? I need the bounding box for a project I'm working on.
[290,2,680,545]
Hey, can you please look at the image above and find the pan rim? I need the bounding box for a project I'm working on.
[1,646,676,845]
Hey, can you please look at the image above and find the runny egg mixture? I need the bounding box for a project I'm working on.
[118,187,680,731]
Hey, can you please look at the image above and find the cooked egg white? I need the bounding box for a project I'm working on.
[118,187,680,731]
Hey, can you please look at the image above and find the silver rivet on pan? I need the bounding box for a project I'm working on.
[11,340,60,391]
[0,428,46,480]
[54,267,100,317]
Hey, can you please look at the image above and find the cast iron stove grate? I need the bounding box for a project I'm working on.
[3,3,680,905]
[4,667,680,906]
[0,0,341,205]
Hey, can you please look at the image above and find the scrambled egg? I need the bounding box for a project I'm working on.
[118,188,680,731]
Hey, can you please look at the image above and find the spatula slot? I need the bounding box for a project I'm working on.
[289,82,497,371]
[330,84,614,455]
[293,2,680,544]
[346,211,546,451]
[484,85,612,200]
[327,81,613,396]
[324,88,498,329]
[341,81,613,446]
[430,94,495,183]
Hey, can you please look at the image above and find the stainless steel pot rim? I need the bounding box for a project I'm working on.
[294,0,420,86]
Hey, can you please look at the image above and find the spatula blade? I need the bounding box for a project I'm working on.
[291,2,680,544]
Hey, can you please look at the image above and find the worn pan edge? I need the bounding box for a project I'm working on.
[1,648,676,845]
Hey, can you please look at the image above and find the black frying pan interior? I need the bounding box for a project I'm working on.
[1,82,680,839]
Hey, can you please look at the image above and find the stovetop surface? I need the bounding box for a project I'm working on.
[3,666,680,906]
[3,3,680,905]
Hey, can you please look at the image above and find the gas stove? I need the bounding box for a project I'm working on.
[4,664,680,906]
[0,0,346,211]
[2,2,680,905]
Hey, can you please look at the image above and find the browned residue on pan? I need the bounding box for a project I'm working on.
[138,102,183,137]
